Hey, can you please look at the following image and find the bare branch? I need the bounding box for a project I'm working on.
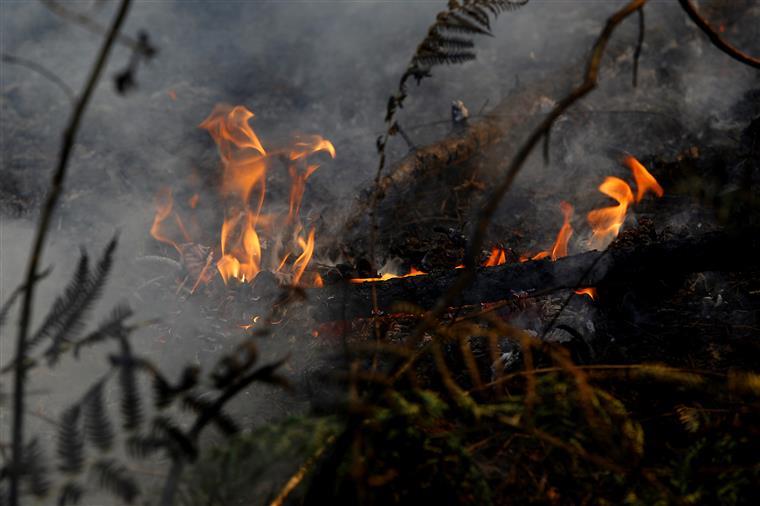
[678,0,760,69]
[10,2,133,505]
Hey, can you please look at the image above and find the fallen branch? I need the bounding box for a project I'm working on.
[307,229,760,321]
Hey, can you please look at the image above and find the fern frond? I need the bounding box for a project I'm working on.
[73,304,133,357]
[182,394,240,436]
[44,237,118,365]
[437,12,492,36]
[83,381,114,452]
[27,253,90,353]
[119,358,142,431]
[57,481,84,506]
[0,287,21,335]
[22,438,50,498]
[153,365,200,409]
[125,435,166,459]
[152,416,197,460]
[91,459,139,504]
[414,51,477,67]
[57,405,84,474]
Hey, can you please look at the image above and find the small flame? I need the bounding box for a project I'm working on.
[291,229,316,285]
[550,201,574,260]
[350,266,426,284]
[484,247,507,267]
[574,287,597,300]
[150,187,181,253]
[625,155,663,203]
[587,176,634,250]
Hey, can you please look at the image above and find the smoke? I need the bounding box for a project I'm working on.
[1,1,758,501]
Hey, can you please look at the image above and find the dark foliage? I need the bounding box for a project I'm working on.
[182,394,241,436]
[82,381,115,452]
[57,482,83,506]
[73,304,133,357]
[21,439,50,498]
[91,459,139,504]
[57,405,84,474]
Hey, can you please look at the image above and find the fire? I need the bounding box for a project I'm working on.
[150,104,334,288]
[587,156,663,250]
[550,201,573,260]
[350,266,426,284]
[150,187,188,253]
[587,176,634,250]
[485,247,507,267]
[574,287,597,300]
[626,155,663,203]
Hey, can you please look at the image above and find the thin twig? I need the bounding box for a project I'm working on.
[0,53,75,102]
[633,6,645,87]
[10,2,132,504]
[678,0,760,70]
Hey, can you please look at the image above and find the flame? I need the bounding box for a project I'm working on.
[150,187,182,253]
[574,287,597,300]
[200,104,267,205]
[291,229,316,285]
[625,155,663,203]
[485,247,507,267]
[587,177,634,250]
[188,193,200,209]
[550,201,574,260]
[350,266,427,284]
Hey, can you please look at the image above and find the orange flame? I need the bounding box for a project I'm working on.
[485,247,507,267]
[350,266,427,284]
[550,201,574,260]
[200,104,268,206]
[587,177,634,250]
[291,229,316,285]
[625,155,663,203]
[574,287,597,300]
[150,187,182,253]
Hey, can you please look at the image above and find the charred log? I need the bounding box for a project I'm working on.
[308,229,760,321]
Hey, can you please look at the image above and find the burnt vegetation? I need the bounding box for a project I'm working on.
[2,0,760,505]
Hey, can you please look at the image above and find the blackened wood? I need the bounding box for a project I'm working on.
[307,230,760,321]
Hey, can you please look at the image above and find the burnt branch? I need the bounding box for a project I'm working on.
[309,230,760,321]
[678,0,760,70]
[9,2,133,504]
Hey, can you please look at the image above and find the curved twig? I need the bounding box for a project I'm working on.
[0,53,75,102]
[10,2,133,505]
[678,0,760,69]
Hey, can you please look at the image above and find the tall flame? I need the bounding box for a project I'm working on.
[550,201,574,260]
[150,104,333,288]
[587,177,634,250]
[626,155,663,203]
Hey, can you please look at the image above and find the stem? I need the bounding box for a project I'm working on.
[678,0,760,70]
[9,2,132,504]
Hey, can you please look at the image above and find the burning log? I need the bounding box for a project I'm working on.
[308,229,760,321]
